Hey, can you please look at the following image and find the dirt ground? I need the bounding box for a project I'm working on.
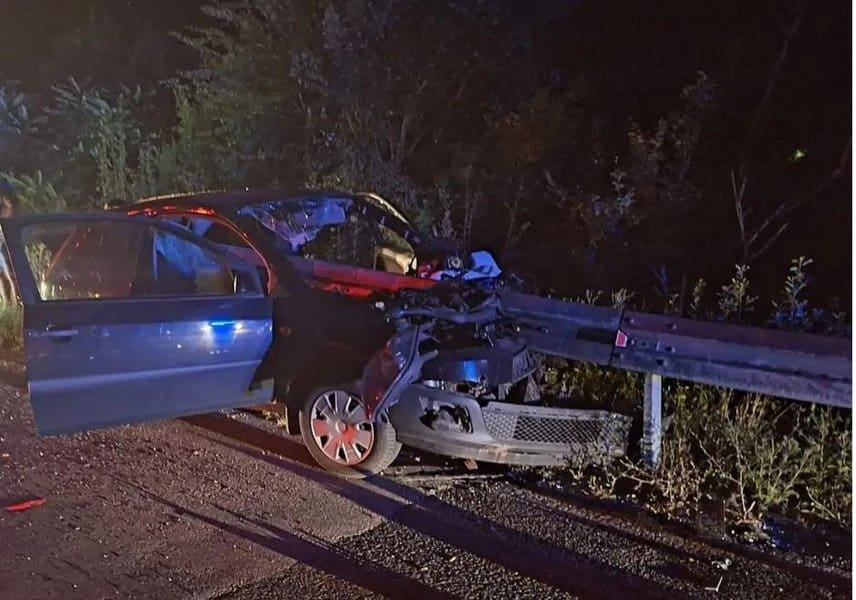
[0,362,850,599]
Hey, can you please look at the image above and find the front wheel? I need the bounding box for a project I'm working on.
[299,384,401,478]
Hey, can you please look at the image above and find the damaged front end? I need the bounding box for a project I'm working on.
[362,279,632,467]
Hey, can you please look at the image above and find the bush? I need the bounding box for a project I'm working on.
[0,303,22,351]
[665,388,849,527]
[546,376,851,531]
[550,259,852,530]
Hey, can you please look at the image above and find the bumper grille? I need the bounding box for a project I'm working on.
[482,406,631,459]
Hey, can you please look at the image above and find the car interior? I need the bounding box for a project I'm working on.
[28,219,258,301]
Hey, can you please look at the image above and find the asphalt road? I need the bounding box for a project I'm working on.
[0,374,850,600]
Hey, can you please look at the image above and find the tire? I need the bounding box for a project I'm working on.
[299,383,401,478]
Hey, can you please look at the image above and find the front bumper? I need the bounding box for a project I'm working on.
[388,384,632,467]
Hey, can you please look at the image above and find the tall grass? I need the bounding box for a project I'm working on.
[549,259,851,529]
[0,302,22,351]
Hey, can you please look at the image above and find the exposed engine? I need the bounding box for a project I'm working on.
[357,275,632,468]
[369,276,542,429]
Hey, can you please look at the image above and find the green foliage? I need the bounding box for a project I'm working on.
[717,264,757,322]
[654,387,705,514]
[610,288,635,310]
[771,256,814,331]
[545,261,851,530]
[0,86,37,137]
[627,71,715,194]
[50,78,148,205]
[0,171,66,214]
[663,389,850,527]
[694,393,813,521]
[574,289,603,305]
[0,304,22,351]
[799,405,851,524]
[688,278,706,319]
[25,242,53,291]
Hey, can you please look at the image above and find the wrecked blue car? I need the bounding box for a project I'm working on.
[1,190,636,477]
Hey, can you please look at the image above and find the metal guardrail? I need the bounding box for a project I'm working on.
[616,311,851,409]
[501,291,622,367]
[500,291,852,467]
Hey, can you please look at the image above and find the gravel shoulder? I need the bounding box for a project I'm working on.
[0,382,390,599]
[0,370,850,600]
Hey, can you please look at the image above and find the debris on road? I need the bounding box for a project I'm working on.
[4,497,46,512]
[712,558,732,571]
[704,575,724,593]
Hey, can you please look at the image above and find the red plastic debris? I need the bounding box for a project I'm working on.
[5,498,46,512]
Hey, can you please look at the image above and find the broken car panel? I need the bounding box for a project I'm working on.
[361,278,633,467]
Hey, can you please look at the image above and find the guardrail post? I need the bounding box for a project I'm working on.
[642,372,662,469]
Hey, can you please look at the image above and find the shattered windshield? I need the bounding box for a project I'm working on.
[236,196,354,255]
[235,195,418,272]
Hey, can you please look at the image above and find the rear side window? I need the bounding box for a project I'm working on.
[21,220,239,301]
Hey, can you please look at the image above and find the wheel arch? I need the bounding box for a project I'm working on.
[275,341,370,435]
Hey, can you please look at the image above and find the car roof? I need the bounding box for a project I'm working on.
[125,189,354,214]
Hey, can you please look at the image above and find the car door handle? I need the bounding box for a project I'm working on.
[33,327,79,340]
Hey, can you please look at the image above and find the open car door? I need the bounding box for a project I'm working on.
[1,214,273,435]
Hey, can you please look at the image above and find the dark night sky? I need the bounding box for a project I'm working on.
[1,0,848,112]
[0,0,205,86]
